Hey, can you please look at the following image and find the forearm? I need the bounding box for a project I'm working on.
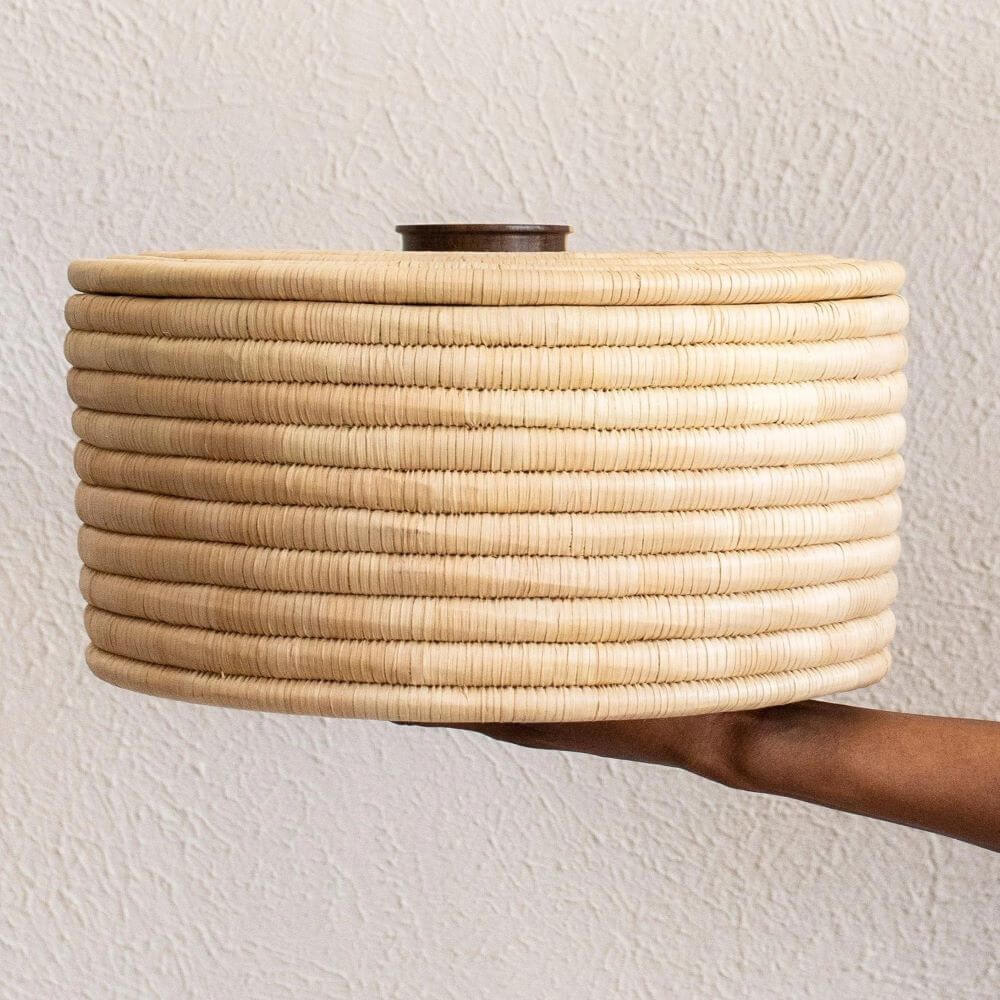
[710,702,1000,851]
[433,701,1000,851]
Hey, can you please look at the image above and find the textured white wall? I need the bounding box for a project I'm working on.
[3,0,999,996]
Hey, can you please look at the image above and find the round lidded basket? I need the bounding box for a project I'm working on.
[66,225,907,722]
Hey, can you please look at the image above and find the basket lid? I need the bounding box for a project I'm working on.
[68,223,904,306]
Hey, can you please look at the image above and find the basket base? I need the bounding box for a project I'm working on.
[86,646,889,723]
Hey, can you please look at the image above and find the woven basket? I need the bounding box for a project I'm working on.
[66,242,906,721]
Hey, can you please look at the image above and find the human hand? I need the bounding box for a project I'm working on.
[404,709,761,788]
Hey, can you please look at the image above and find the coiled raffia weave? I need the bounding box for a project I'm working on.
[66,249,907,721]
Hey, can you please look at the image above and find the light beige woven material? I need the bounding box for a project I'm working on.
[66,293,908,346]
[76,485,901,556]
[71,409,905,470]
[75,445,905,513]
[67,248,906,721]
[81,568,897,642]
[65,331,907,388]
[87,646,892,722]
[68,370,907,429]
[84,604,895,686]
[69,251,905,305]
[78,527,902,597]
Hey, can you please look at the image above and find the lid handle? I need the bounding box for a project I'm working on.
[396,223,571,252]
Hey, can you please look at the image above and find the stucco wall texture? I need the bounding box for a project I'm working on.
[3,1,999,996]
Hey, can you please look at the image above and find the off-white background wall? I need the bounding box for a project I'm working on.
[3,1,999,997]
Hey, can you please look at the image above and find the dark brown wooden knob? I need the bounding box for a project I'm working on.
[396,223,571,252]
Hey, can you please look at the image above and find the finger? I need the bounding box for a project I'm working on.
[402,719,633,755]
[393,719,576,749]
